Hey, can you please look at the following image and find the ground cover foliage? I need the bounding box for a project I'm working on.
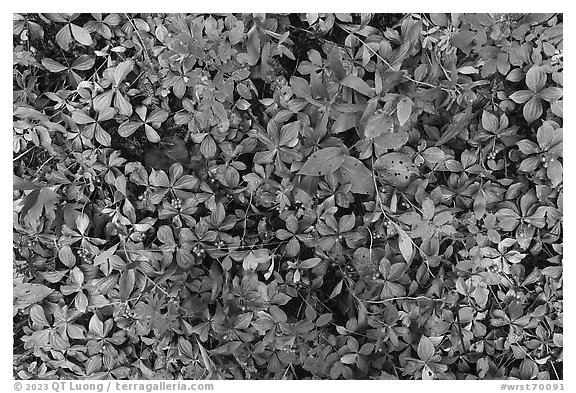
[13,13,563,380]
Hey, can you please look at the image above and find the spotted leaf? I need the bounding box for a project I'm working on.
[374,152,419,187]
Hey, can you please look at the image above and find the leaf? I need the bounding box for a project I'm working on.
[290,76,311,99]
[41,58,67,73]
[538,87,563,102]
[55,24,72,50]
[72,54,95,71]
[332,112,358,134]
[473,192,486,219]
[537,122,562,151]
[340,75,374,97]
[523,96,543,123]
[72,110,95,125]
[14,283,53,309]
[396,98,413,126]
[422,364,435,380]
[113,59,134,86]
[481,111,499,132]
[506,68,524,82]
[429,13,448,26]
[299,258,321,269]
[70,23,92,46]
[13,176,41,191]
[178,337,195,359]
[326,44,346,81]
[299,147,346,176]
[340,353,357,365]
[146,108,169,124]
[435,106,473,146]
[119,269,135,302]
[210,341,242,356]
[417,336,435,362]
[374,152,419,187]
[316,313,333,327]
[243,249,270,271]
[89,314,104,337]
[338,156,375,196]
[246,26,261,66]
[398,228,413,264]
[365,113,392,139]
[472,284,489,308]
[547,160,562,187]
[20,187,60,228]
[526,65,547,92]
[509,90,533,104]
[144,124,161,143]
[95,126,111,146]
[118,121,142,137]
[58,245,76,267]
[329,279,343,299]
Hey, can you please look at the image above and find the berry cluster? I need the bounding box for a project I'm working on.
[341,264,355,278]
[487,151,497,160]
[78,247,92,263]
[192,245,205,258]
[282,345,297,354]
[171,198,182,209]
[541,155,555,168]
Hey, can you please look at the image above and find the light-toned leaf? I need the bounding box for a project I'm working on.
[396,98,413,126]
[508,90,533,104]
[243,249,270,271]
[71,23,92,46]
[340,353,357,365]
[340,74,374,97]
[526,65,547,92]
[337,156,375,196]
[481,110,499,132]
[299,147,346,176]
[398,228,413,263]
[417,336,435,361]
[41,58,67,73]
[14,283,53,309]
[523,96,543,123]
[58,245,76,267]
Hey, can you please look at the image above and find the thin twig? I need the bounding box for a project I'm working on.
[241,190,253,245]
[13,146,35,162]
[338,25,451,93]
[123,13,153,66]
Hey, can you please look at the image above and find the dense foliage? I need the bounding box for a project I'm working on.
[13,13,563,380]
